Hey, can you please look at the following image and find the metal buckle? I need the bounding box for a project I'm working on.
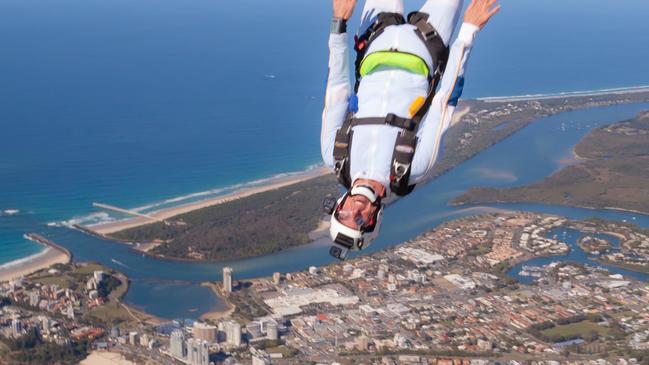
[393,161,410,180]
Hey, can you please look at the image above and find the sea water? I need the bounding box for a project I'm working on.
[2,0,649,317]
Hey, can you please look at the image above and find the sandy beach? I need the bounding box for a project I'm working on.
[87,166,331,235]
[0,245,70,282]
[80,351,137,365]
[199,282,235,322]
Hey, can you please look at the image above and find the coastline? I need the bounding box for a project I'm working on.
[79,85,649,240]
[199,282,235,322]
[0,234,71,282]
[86,166,330,236]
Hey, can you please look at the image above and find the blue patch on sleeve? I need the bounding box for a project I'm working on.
[448,76,465,107]
[348,94,358,113]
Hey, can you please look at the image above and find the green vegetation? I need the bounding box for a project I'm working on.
[31,263,122,300]
[109,96,649,262]
[527,314,617,343]
[83,302,134,326]
[540,320,609,342]
[453,111,649,214]
[0,328,89,365]
[112,174,340,261]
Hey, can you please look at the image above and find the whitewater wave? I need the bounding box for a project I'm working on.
[478,85,649,102]
[62,212,116,227]
[131,164,325,214]
[65,163,325,227]
[1,209,20,216]
[0,248,50,271]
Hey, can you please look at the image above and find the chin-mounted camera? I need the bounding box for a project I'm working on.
[329,245,349,261]
[322,194,337,215]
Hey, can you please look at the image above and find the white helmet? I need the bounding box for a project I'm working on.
[327,185,384,260]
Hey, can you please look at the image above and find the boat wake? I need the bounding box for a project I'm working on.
[111,258,131,269]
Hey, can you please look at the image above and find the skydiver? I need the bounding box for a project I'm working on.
[322,0,500,259]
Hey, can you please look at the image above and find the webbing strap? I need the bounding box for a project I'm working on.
[351,113,417,131]
[390,130,418,196]
[334,11,449,196]
[333,116,354,189]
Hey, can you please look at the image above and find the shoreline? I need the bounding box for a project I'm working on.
[78,85,649,239]
[199,282,236,322]
[86,166,330,236]
[0,234,71,282]
[478,85,649,103]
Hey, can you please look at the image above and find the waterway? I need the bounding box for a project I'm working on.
[20,102,646,319]
[508,228,649,285]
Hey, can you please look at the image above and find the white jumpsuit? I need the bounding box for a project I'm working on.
[321,0,479,190]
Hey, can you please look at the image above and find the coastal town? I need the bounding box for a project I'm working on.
[3,212,649,364]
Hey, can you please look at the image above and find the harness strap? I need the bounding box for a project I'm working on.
[333,116,354,189]
[334,12,449,196]
[390,130,418,196]
[354,13,406,93]
[351,113,417,131]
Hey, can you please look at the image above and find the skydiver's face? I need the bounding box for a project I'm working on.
[336,194,377,230]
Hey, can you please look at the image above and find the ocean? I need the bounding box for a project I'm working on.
[2,0,649,318]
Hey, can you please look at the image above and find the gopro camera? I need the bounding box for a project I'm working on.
[329,244,349,261]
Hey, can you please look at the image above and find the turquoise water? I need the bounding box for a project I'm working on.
[2,0,649,318]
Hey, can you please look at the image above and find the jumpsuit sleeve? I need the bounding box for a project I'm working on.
[321,33,352,168]
[409,22,480,184]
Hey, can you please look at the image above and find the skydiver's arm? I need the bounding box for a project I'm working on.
[321,1,356,167]
[410,0,499,184]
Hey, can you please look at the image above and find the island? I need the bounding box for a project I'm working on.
[84,88,649,262]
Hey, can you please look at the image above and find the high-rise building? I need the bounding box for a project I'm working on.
[265,321,278,341]
[187,338,209,365]
[193,322,218,343]
[224,320,241,347]
[11,319,22,337]
[199,340,209,365]
[93,271,105,282]
[110,326,120,338]
[140,333,150,347]
[272,272,281,285]
[223,267,233,293]
[246,322,263,339]
[187,338,197,364]
[170,329,186,359]
[129,331,139,346]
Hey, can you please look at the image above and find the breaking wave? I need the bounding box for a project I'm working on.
[478,85,649,103]
[66,163,325,226]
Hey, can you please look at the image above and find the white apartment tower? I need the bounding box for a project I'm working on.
[170,329,186,359]
[223,267,233,293]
